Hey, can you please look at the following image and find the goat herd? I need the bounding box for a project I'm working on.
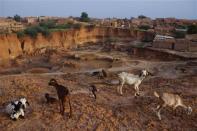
[5,69,192,122]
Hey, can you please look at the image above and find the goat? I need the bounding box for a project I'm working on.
[6,101,25,120]
[6,98,29,115]
[45,93,58,104]
[154,91,192,120]
[117,69,149,96]
[48,79,72,117]
[90,85,98,99]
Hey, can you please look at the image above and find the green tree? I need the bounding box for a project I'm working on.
[187,25,197,34]
[14,14,22,22]
[138,15,147,19]
[173,30,186,38]
[138,25,151,30]
[80,12,90,22]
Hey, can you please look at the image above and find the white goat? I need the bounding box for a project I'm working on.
[117,69,149,96]
[154,91,192,120]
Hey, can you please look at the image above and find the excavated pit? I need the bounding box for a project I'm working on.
[0,42,196,131]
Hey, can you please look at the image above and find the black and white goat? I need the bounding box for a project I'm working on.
[5,98,29,120]
[154,91,192,120]
[117,69,149,96]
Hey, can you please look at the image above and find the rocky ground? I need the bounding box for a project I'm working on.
[0,42,196,131]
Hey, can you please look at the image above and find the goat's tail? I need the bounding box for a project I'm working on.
[68,96,72,118]
[154,91,160,98]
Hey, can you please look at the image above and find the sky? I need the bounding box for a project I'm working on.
[0,0,196,19]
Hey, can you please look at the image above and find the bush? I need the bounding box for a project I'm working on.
[173,30,186,38]
[72,23,81,29]
[24,25,50,38]
[55,24,72,29]
[187,25,197,34]
[24,27,38,38]
[39,20,56,29]
[16,31,25,38]
[138,25,151,30]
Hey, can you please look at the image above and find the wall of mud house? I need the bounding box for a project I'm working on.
[189,42,197,52]
[0,27,153,61]
[152,40,175,50]
[153,38,197,52]
[131,47,184,61]
[174,39,190,51]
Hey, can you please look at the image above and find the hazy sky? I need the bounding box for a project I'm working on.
[0,0,196,19]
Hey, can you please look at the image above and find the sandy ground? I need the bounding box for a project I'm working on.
[0,43,196,131]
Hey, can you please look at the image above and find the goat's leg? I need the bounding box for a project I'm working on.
[173,105,178,116]
[68,96,72,118]
[20,109,25,119]
[61,100,65,116]
[156,105,162,120]
[117,79,123,94]
[134,85,140,97]
[59,100,62,114]
[119,80,125,95]
[156,104,166,120]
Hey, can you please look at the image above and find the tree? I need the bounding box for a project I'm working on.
[80,12,90,22]
[14,14,22,22]
[173,30,186,38]
[138,25,151,30]
[187,25,197,34]
[138,15,147,19]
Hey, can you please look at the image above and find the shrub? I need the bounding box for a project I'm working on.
[138,25,151,30]
[72,23,81,29]
[106,37,118,43]
[24,27,38,38]
[24,25,50,38]
[55,24,72,29]
[39,20,56,29]
[16,31,25,38]
[187,25,197,34]
[173,30,186,38]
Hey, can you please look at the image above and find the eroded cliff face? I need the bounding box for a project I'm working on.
[0,27,151,61]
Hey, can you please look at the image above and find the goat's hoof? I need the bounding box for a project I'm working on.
[20,116,25,119]
[12,118,17,121]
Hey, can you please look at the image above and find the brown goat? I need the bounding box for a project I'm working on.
[48,79,72,117]
[154,91,192,120]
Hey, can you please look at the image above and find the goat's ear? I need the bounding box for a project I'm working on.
[49,79,57,84]
[148,71,153,76]
[26,101,30,105]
